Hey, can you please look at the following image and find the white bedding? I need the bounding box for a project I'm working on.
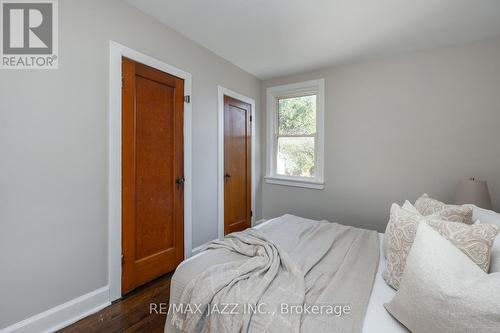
[176,218,408,333]
[362,234,408,333]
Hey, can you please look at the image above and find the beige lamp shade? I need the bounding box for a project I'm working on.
[455,178,492,210]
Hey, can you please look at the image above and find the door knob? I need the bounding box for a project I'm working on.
[176,177,186,185]
[224,173,231,181]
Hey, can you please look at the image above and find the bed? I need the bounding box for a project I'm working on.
[363,234,408,333]
[165,215,408,333]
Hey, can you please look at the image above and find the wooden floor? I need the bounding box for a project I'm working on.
[58,273,172,333]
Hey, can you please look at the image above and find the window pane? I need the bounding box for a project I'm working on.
[277,137,315,177]
[278,95,316,135]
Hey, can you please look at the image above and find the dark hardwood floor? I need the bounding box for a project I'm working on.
[58,273,172,333]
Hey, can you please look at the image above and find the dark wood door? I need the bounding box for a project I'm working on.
[121,57,184,294]
[224,95,252,235]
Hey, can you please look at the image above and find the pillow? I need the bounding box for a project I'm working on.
[492,237,500,273]
[414,193,473,224]
[383,203,498,290]
[470,204,500,226]
[384,200,464,257]
[470,206,500,272]
[385,223,500,333]
[401,200,419,214]
[382,201,418,258]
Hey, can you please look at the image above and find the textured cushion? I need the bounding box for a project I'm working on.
[382,200,447,258]
[414,193,473,224]
[382,201,416,259]
[383,203,498,290]
[382,201,418,258]
[470,206,500,272]
[385,223,500,333]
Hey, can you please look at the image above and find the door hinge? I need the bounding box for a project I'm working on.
[121,77,124,89]
[184,95,191,103]
[250,210,253,217]
[121,254,124,265]
[250,115,253,122]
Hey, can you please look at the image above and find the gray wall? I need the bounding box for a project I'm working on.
[1,0,499,327]
[0,0,261,327]
[261,37,500,232]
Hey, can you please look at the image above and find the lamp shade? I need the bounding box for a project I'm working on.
[454,178,492,210]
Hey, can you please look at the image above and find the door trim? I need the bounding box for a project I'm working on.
[108,41,192,302]
[217,86,256,240]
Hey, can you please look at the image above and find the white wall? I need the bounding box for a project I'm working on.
[0,0,261,327]
[261,37,500,232]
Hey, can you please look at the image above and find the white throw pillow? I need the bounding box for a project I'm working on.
[385,223,500,333]
[470,205,500,226]
[402,200,419,214]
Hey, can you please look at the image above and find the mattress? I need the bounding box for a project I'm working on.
[171,217,408,333]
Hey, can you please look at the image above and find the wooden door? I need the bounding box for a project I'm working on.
[224,96,252,235]
[121,57,184,294]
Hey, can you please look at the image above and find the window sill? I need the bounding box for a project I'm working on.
[264,176,324,190]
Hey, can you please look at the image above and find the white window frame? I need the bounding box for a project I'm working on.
[265,79,325,190]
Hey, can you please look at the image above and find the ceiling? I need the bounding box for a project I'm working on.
[126,0,500,79]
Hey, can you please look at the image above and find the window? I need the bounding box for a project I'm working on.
[266,79,325,189]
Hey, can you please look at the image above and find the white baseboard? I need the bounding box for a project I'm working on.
[254,219,266,226]
[1,286,111,333]
[191,243,207,256]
